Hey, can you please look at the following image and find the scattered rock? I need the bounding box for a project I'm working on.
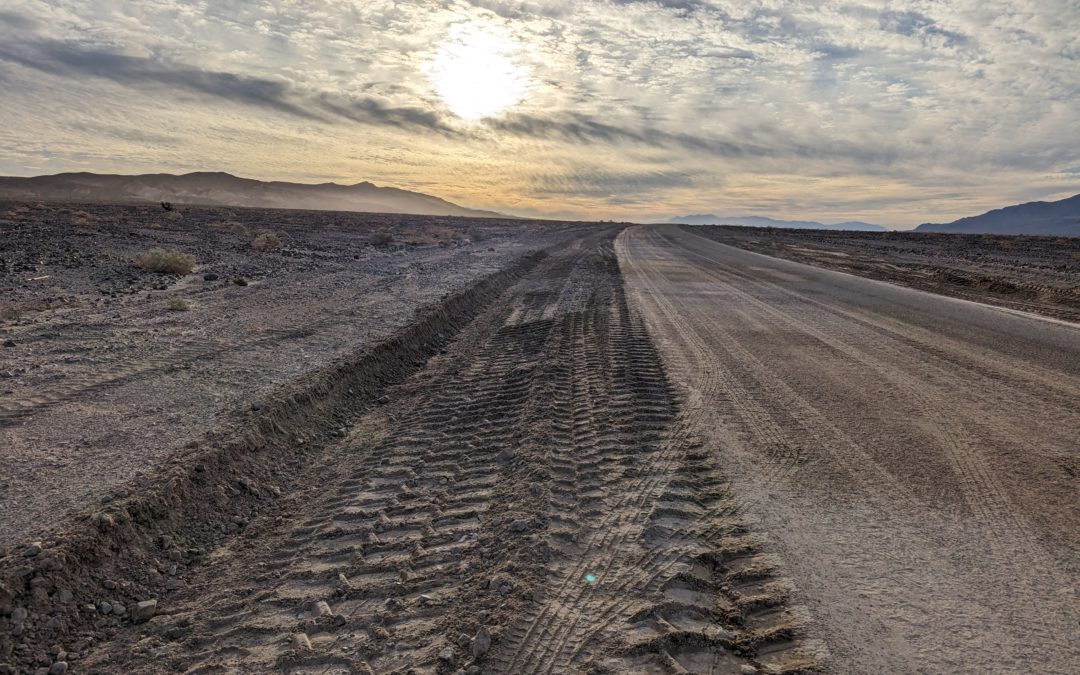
[11,608,27,623]
[48,663,67,675]
[24,542,42,557]
[96,601,112,615]
[467,666,481,675]
[313,600,333,617]
[291,632,312,650]
[740,666,758,675]
[473,626,492,658]
[130,599,157,624]
[231,277,248,286]
[438,647,456,666]
[2,340,15,348]
[495,448,514,464]
[509,519,529,533]
[202,273,219,281]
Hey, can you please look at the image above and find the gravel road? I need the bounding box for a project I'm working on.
[617,224,1080,674]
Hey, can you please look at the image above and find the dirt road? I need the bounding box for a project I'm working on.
[71,229,816,674]
[617,225,1080,673]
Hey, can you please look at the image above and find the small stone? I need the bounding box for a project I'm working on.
[495,449,514,464]
[739,666,758,675]
[332,613,346,627]
[377,395,390,405]
[2,340,15,348]
[11,608,27,623]
[57,589,73,604]
[438,647,456,666]
[467,667,481,675]
[112,603,126,616]
[24,542,42,557]
[96,601,112,615]
[313,601,332,617]
[130,599,157,624]
[473,626,492,658]
[165,578,181,591]
[48,663,68,675]
[509,519,528,533]
[11,623,24,637]
[202,273,219,281]
[456,633,470,648]
[102,580,117,591]
[291,633,312,650]
[232,277,248,286]
[529,482,544,496]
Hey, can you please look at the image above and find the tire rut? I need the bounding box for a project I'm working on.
[81,231,817,674]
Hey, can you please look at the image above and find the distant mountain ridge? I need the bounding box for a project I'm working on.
[667,213,886,232]
[916,193,1080,236]
[0,171,505,218]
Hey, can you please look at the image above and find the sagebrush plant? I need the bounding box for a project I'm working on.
[134,248,195,275]
[252,230,283,251]
[371,231,393,246]
[166,298,192,312]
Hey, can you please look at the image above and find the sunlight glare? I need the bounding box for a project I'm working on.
[428,23,530,121]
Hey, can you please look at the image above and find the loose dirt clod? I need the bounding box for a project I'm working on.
[130,599,157,624]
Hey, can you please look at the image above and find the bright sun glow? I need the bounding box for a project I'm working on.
[427,23,530,121]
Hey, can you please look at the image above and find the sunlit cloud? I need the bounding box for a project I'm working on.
[0,0,1077,227]
[427,22,532,121]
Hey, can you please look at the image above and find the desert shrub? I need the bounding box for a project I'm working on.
[468,226,485,242]
[371,231,393,246]
[134,248,195,275]
[166,298,192,312]
[252,230,283,251]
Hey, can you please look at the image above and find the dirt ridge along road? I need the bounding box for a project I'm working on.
[617,224,1080,674]
[82,229,820,674]
[0,241,555,672]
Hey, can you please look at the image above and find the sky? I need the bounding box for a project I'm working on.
[1,1,1078,228]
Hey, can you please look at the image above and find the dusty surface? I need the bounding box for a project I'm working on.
[0,202,574,548]
[3,211,1078,674]
[690,225,1080,322]
[618,225,1080,674]
[50,227,826,674]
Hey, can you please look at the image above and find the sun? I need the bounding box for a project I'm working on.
[427,23,531,121]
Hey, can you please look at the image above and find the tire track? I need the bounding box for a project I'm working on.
[81,230,818,674]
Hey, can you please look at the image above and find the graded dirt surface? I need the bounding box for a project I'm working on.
[618,225,1080,674]
[691,225,1080,322]
[1,219,818,674]
[64,228,820,674]
[0,202,574,549]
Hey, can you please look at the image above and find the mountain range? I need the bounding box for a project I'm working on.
[916,193,1080,236]
[666,214,887,231]
[0,171,504,218]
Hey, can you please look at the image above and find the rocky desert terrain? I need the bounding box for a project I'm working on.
[1,208,1077,675]
[691,225,1080,322]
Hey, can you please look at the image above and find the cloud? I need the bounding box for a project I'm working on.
[0,36,456,134]
[0,0,1077,227]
